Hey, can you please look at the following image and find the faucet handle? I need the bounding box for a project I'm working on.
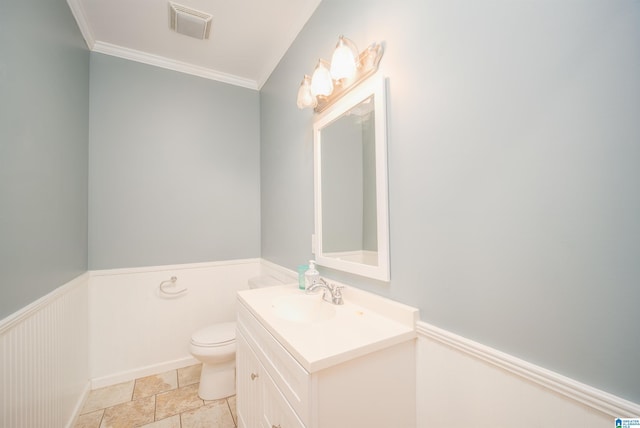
[331,283,344,305]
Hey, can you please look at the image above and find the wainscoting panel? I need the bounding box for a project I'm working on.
[416,322,639,427]
[0,273,90,428]
[89,259,263,388]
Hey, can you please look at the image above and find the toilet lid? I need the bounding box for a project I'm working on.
[191,322,236,347]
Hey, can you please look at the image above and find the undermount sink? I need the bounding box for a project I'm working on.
[271,293,336,323]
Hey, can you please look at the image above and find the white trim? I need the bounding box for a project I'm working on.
[1,272,89,427]
[88,259,260,388]
[66,0,321,90]
[92,41,259,90]
[66,0,95,49]
[313,74,390,281]
[90,356,199,390]
[416,321,640,417]
[0,272,90,335]
[90,258,261,277]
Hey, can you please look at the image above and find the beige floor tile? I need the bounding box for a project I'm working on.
[133,370,178,400]
[81,381,135,414]
[204,396,236,425]
[138,414,181,428]
[177,364,202,387]
[100,395,155,428]
[180,400,236,428]
[74,409,104,428]
[156,383,204,420]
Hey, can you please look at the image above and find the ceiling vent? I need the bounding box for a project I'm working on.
[169,2,212,40]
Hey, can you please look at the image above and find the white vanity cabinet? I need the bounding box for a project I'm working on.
[236,331,262,428]
[236,330,304,428]
[236,286,418,428]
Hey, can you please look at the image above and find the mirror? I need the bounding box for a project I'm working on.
[313,74,389,281]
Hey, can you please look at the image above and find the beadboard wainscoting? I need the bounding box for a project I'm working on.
[416,322,640,427]
[88,259,267,389]
[0,273,90,428]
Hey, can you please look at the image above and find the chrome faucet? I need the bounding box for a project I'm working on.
[306,278,344,305]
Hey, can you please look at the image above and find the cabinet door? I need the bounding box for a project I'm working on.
[261,370,305,428]
[237,332,262,428]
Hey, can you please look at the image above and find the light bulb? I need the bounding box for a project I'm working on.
[330,36,358,81]
[310,60,333,97]
[296,75,317,109]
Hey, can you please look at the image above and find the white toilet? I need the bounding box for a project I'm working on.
[189,275,283,400]
[189,322,237,400]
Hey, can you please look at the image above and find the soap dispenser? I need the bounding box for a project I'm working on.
[304,260,320,290]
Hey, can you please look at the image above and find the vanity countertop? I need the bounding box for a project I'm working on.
[237,284,418,373]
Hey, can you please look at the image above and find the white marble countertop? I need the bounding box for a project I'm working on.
[237,283,418,373]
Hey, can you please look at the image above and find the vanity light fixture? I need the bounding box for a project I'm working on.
[310,60,333,96]
[296,75,317,109]
[296,35,384,113]
[330,36,358,81]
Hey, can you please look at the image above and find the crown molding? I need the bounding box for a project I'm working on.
[92,42,259,90]
[66,0,95,48]
[65,0,311,90]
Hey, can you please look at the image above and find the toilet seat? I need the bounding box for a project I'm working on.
[191,322,236,347]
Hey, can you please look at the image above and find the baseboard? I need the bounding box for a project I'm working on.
[91,356,199,389]
[417,321,640,417]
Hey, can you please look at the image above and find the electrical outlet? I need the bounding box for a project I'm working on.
[311,234,316,254]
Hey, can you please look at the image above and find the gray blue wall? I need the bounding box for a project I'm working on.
[260,0,640,403]
[2,0,638,406]
[0,0,89,319]
[88,54,261,269]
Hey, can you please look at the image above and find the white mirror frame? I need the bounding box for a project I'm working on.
[313,74,390,281]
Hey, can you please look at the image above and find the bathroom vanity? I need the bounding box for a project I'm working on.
[236,284,418,428]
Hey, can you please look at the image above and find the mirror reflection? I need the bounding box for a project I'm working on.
[321,96,378,266]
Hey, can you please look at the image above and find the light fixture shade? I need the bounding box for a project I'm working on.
[296,75,317,109]
[310,60,333,97]
[330,36,358,81]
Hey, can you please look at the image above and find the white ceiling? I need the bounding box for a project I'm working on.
[67,0,322,90]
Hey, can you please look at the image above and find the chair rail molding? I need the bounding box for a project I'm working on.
[417,321,640,418]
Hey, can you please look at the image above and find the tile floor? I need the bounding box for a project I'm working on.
[74,364,237,428]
